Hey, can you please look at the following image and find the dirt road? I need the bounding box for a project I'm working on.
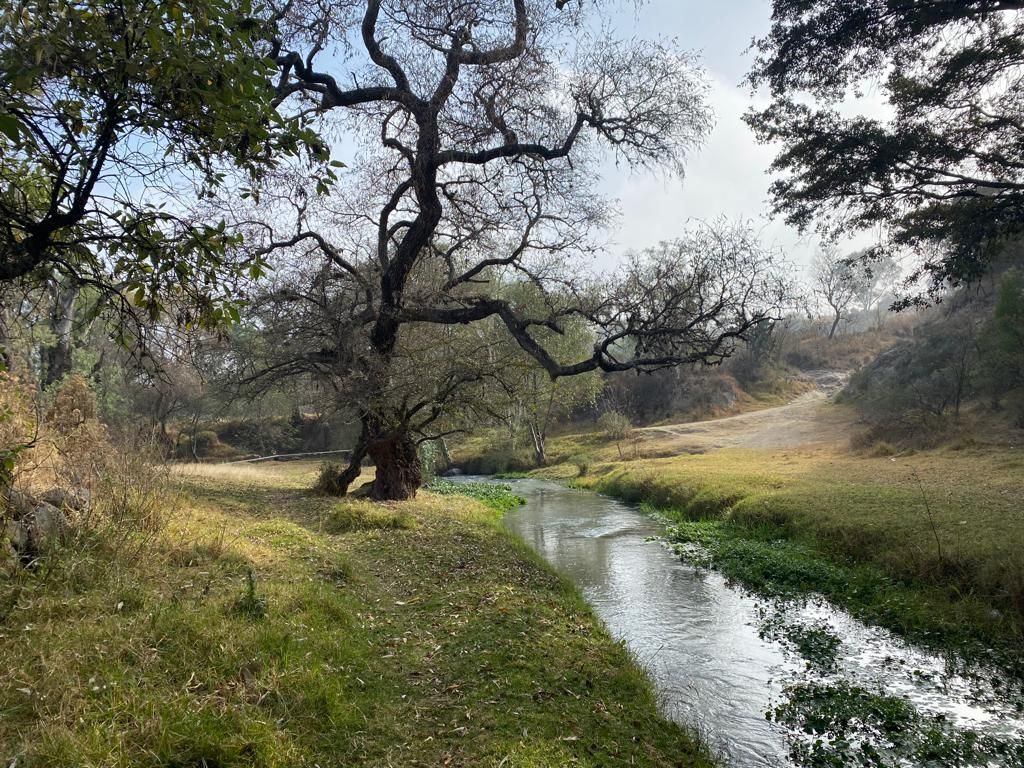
[638,371,855,455]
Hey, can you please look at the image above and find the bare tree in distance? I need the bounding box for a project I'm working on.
[852,250,902,330]
[240,0,793,500]
[812,250,866,339]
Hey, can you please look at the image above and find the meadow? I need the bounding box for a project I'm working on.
[0,461,711,768]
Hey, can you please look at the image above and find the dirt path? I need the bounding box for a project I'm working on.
[639,370,855,454]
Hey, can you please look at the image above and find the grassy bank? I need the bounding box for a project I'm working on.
[0,461,712,767]
[567,446,1024,669]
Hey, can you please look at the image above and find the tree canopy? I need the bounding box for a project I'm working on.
[746,0,1024,303]
[0,0,323,331]
[229,0,791,499]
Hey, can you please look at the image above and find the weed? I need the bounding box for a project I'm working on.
[232,567,267,619]
[771,682,1024,768]
[759,612,841,671]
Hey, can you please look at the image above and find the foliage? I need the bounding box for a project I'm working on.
[597,410,633,460]
[0,372,36,487]
[771,683,1022,768]
[747,0,1024,301]
[844,322,978,427]
[597,411,633,442]
[425,479,526,514]
[979,269,1024,410]
[0,0,325,327]
[811,249,868,339]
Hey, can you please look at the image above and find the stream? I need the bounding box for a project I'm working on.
[479,477,1024,768]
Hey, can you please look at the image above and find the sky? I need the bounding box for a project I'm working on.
[596,0,830,271]
[328,0,882,276]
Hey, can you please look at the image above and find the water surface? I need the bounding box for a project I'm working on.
[493,477,1024,767]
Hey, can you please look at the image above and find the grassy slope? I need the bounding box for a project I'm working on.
[568,444,1024,664]
[0,462,711,768]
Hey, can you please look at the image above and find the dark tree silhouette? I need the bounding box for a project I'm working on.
[747,0,1024,304]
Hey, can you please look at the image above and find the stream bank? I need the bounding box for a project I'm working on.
[488,476,1024,768]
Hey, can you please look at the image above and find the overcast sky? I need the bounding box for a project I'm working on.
[596,0,832,272]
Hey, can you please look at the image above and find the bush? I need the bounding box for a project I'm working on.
[569,453,594,476]
[598,410,633,458]
[313,462,347,496]
[174,430,236,460]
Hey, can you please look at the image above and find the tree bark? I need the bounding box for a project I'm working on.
[437,436,453,470]
[367,429,421,500]
[43,281,79,388]
[529,421,546,467]
[329,413,422,501]
[828,311,841,339]
[0,304,11,372]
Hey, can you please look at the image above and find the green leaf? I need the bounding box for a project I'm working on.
[0,112,23,142]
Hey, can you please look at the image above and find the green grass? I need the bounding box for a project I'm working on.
[425,478,527,513]
[771,682,1024,767]
[0,462,711,767]
[560,446,1024,669]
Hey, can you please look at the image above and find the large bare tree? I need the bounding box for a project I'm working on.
[241,0,790,500]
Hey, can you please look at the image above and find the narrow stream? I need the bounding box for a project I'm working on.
[483,477,1024,768]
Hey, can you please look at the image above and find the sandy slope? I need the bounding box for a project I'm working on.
[638,371,855,454]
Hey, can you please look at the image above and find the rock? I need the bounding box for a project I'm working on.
[3,500,68,565]
[442,468,464,477]
[40,486,91,513]
[4,519,28,554]
[25,503,69,552]
[4,488,35,517]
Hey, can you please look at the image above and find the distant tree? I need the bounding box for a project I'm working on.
[747,0,1024,303]
[0,0,322,332]
[812,250,865,339]
[597,410,633,460]
[486,300,603,467]
[852,252,901,330]
[241,0,792,500]
[980,269,1024,408]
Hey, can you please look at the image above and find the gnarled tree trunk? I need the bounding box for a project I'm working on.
[367,430,421,500]
[329,413,422,501]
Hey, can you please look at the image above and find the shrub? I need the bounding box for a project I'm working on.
[569,453,594,476]
[598,410,633,459]
[312,461,362,496]
[173,430,236,460]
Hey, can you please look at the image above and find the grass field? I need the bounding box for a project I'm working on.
[0,461,712,768]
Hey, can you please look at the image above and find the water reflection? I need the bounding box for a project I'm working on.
[500,479,793,767]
